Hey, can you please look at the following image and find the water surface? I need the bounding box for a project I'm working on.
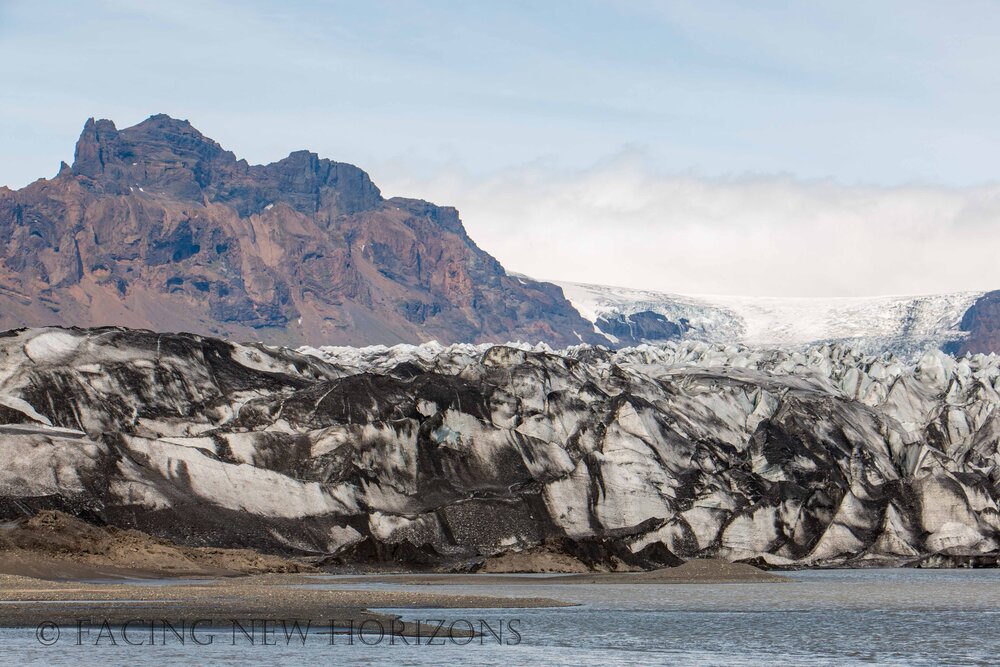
[3,569,998,666]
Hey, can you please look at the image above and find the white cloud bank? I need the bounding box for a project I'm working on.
[375,151,1000,297]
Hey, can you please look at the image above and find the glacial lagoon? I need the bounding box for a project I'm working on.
[3,568,1000,666]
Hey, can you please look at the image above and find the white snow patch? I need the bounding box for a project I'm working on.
[24,331,83,363]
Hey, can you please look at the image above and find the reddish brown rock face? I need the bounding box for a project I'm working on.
[0,114,600,346]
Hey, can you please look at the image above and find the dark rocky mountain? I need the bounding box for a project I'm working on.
[595,311,688,346]
[0,115,601,347]
[948,290,1000,356]
[3,326,1000,569]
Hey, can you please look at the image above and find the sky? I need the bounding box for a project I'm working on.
[2,0,1000,296]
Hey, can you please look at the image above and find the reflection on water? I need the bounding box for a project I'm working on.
[3,569,1000,666]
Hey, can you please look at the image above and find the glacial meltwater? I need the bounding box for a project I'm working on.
[4,569,1000,666]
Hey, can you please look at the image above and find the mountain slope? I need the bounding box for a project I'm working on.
[0,115,600,347]
[556,280,985,356]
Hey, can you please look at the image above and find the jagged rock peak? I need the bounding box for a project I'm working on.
[68,113,382,214]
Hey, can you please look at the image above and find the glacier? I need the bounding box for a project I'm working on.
[0,327,999,568]
[555,280,984,356]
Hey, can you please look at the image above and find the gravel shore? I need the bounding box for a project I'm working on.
[0,572,571,632]
[333,559,789,585]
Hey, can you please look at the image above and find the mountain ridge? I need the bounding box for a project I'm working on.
[3,113,1000,355]
[0,114,602,347]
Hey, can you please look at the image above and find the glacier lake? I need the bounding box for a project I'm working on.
[2,568,1000,666]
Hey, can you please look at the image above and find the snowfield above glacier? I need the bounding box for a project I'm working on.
[555,280,983,355]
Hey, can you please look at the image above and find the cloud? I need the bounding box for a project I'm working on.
[373,150,1000,297]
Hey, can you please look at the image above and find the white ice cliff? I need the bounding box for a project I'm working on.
[1,326,998,567]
